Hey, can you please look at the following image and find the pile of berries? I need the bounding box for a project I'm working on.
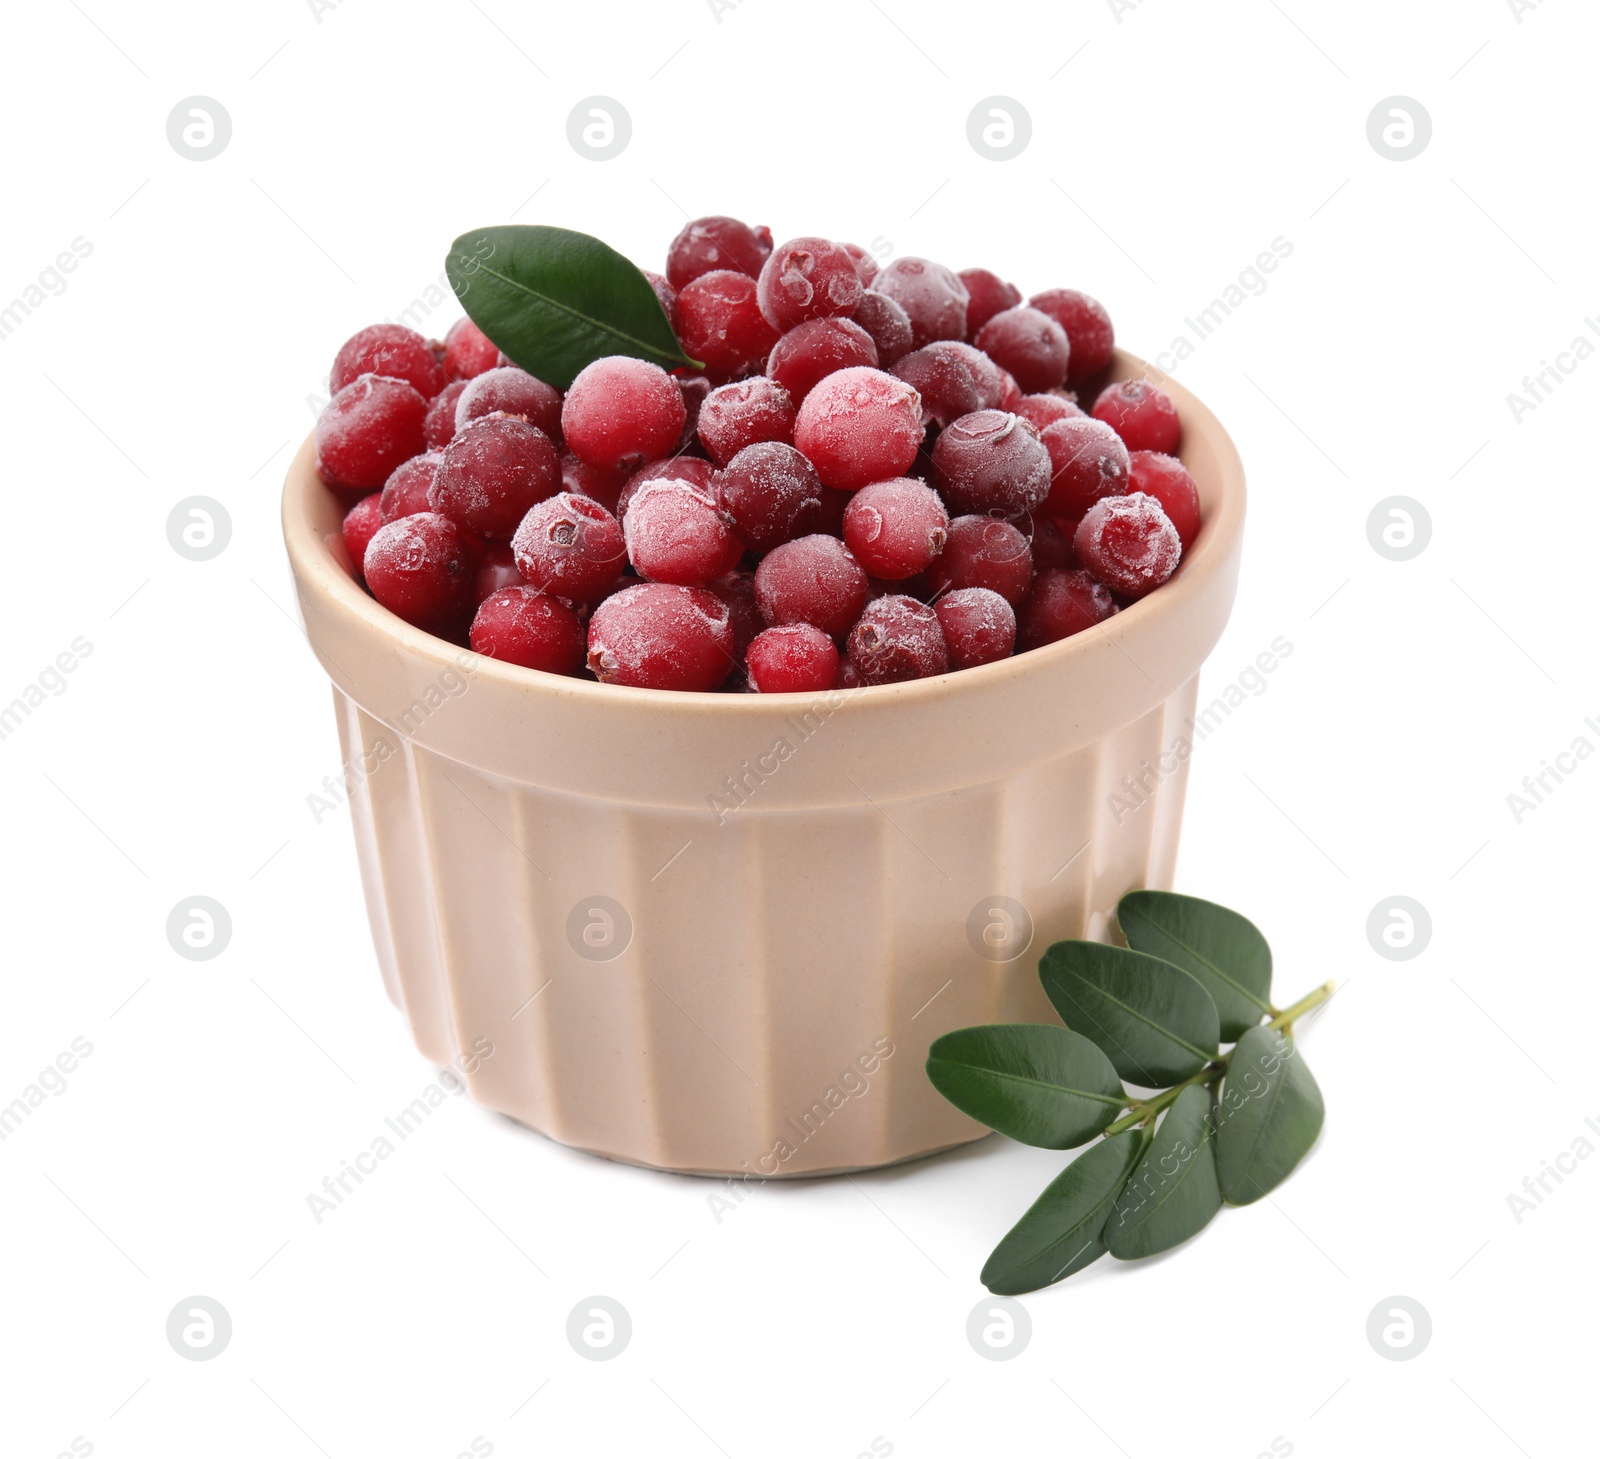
[318,215,1202,693]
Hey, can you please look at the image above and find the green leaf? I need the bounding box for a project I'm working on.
[925,1025,1127,1149]
[1104,1085,1222,1259]
[981,1131,1145,1294]
[1117,889,1274,1042]
[1039,941,1220,1086]
[445,224,694,389]
[1216,1025,1325,1205]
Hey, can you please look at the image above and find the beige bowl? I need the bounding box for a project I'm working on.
[282,351,1245,1177]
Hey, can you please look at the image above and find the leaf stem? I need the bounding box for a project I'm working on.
[1266,979,1335,1031]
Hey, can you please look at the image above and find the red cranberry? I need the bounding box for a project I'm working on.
[924,515,1034,604]
[431,414,561,541]
[707,569,764,659]
[341,494,383,576]
[562,451,628,514]
[1029,289,1115,384]
[470,586,585,674]
[754,534,869,638]
[456,366,563,443]
[443,317,500,382]
[643,269,679,332]
[623,478,743,586]
[363,512,475,630]
[959,268,1023,337]
[512,491,627,602]
[1128,451,1201,549]
[616,457,715,522]
[839,242,880,286]
[746,624,840,694]
[846,594,948,684]
[1016,393,1083,433]
[696,376,796,465]
[587,584,735,691]
[1018,568,1116,650]
[976,307,1071,394]
[1093,379,1182,455]
[851,290,915,367]
[843,478,949,580]
[1028,512,1077,572]
[890,341,1004,427]
[756,237,865,331]
[996,370,1023,411]
[331,323,445,399]
[714,441,823,552]
[472,543,524,604]
[936,587,1016,668]
[424,380,468,449]
[873,257,970,348]
[675,269,781,378]
[665,215,773,290]
[316,374,429,492]
[766,317,878,402]
[562,356,686,474]
[1040,415,1130,523]
[1074,492,1182,599]
[380,451,442,522]
[792,366,924,491]
[932,410,1052,518]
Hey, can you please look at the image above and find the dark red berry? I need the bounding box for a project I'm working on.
[707,569,764,660]
[512,492,627,602]
[380,451,442,522]
[839,242,880,286]
[675,269,781,378]
[316,374,429,492]
[851,290,915,367]
[1127,451,1201,549]
[341,494,383,575]
[714,441,823,552]
[624,478,743,586]
[431,414,561,541]
[562,356,687,474]
[1017,568,1116,650]
[1093,379,1181,455]
[843,478,949,580]
[587,584,735,691]
[996,370,1023,412]
[873,257,970,348]
[665,215,773,291]
[935,587,1016,669]
[470,586,585,674]
[676,374,711,453]
[959,268,1023,337]
[976,306,1071,393]
[792,366,924,491]
[1074,492,1182,599]
[890,341,1004,428]
[456,366,563,443]
[1016,393,1083,433]
[1029,289,1115,384]
[754,534,869,638]
[756,237,865,331]
[746,624,840,694]
[766,317,878,402]
[424,380,468,449]
[924,515,1034,604]
[696,376,796,465]
[1028,512,1077,573]
[932,410,1052,518]
[562,451,628,514]
[1040,415,1130,523]
[444,317,500,381]
[846,594,948,684]
[363,512,475,630]
[472,543,524,605]
[332,323,445,399]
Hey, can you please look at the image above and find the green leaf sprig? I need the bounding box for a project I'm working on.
[926,891,1332,1294]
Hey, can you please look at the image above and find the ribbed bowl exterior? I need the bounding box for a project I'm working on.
[285,352,1245,1176]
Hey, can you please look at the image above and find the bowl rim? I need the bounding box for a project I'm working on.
[283,350,1245,714]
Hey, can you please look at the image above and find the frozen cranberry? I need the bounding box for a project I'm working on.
[665,215,773,290]
[1016,393,1083,433]
[936,588,1016,669]
[996,370,1023,411]
[793,366,923,491]
[707,569,764,659]
[1028,512,1077,572]
[696,376,796,465]
[443,317,500,382]
[562,451,627,514]
[587,583,735,691]
[624,478,743,586]
[754,534,869,638]
[873,257,970,348]
[676,270,781,378]
[1074,492,1182,599]
[1029,289,1115,384]
[958,268,1023,338]
[431,414,561,541]
[1040,415,1130,523]
[562,356,687,474]
[924,515,1034,604]
[746,624,840,694]
[932,410,1052,518]
[1018,568,1116,650]
[756,237,865,331]
[316,374,429,492]
[1127,451,1201,549]
[472,543,523,604]
[456,366,563,443]
[643,269,679,332]
[469,586,585,674]
[341,494,383,576]
[846,595,948,685]
[891,341,1004,427]
[714,441,823,552]
[1093,379,1181,455]
[976,307,1071,394]
[424,380,468,449]
[851,290,915,367]
[617,456,715,522]
[766,317,878,402]
[512,491,627,602]
[331,323,445,399]
[380,451,442,522]
[363,512,475,629]
[842,478,949,581]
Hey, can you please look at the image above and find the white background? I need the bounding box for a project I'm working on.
[1,1,1595,1456]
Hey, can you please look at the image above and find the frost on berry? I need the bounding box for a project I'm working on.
[1092,379,1181,455]
[1018,568,1117,651]
[675,270,781,378]
[341,494,383,577]
[756,237,865,331]
[1127,450,1201,549]
[696,376,796,465]
[975,306,1071,394]
[846,594,949,684]
[363,512,475,630]
[842,478,949,581]
[586,583,735,691]
[850,290,915,367]
[1040,415,1131,524]
[469,586,585,675]
[1029,289,1115,384]
[935,587,1017,669]
[1073,492,1182,599]
[623,478,743,586]
[931,410,1052,518]
[380,451,443,522]
[890,341,1004,428]
[1016,393,1083,433]
[511,491,627,602]
[424,380,468,449]
[958,268,1023,338]
[766,317,878,403]
[746,624,840,694]
[714,441,823,553]
[456,366,564,443]
[562,356,687,473]
[665,215,773,290]
[331,323,446,399]
[316,374,429,492]
[873,257,970,348]
[792,366,923,491]
[923,515,1034,605]
[431,414,561,540]
[754,534,870,639]
[443,317,501,382]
